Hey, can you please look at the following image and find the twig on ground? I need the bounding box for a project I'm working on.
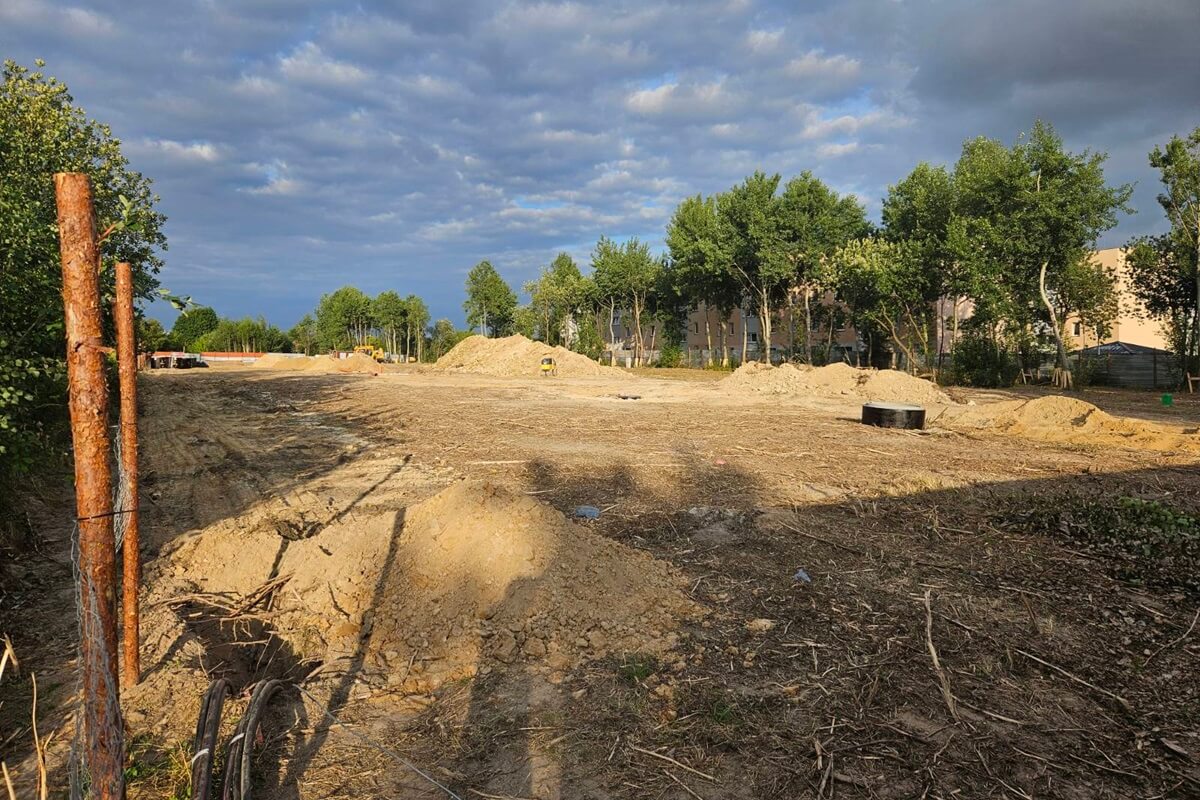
[665,769,705,800]
[924,591,959,721]
[778,521,867,556]
[628,744,715,782]
[1144,608,1199,666]
[1014,648,1133,713]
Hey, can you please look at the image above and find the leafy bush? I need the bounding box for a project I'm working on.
[655,341,683,368]
[946,330,1022,387]
[1008,494,1200,595]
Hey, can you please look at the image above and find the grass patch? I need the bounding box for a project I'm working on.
[1004,493,1200,595]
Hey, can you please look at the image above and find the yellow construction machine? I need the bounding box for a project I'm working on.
[353,344,386,362]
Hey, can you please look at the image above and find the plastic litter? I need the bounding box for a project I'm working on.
[792,568,812,584]
[574,505,601,520]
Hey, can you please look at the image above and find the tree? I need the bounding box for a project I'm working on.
[1147,128,1200,370]
[316,286,373,349]
[591,237,661,366]
[773,172,869,362]
[463,260,516,336]
[288,314,318,355]
[192,317,289,353]
[404,294,430,361]
[171,305,219,350]
[666,194,739,366]
[430,318,471,359]
[882,163,967,361]
[524,252,587,346]
[372,290,407,356]
[829,238,933,369]
[717,172,791,362]
[136,317,170,352]
[951,123,1131,386]
[1125,235,1197,374]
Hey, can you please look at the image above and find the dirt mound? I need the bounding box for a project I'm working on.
[165,482,698,691]
[936,395,1200,452]
[435,334,618,378]
[722,362,953,405]
[303,352,382,375]
[255,353,310,370]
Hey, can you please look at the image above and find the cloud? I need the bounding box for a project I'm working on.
[0,0,1195,328]
[279,42,370,87]
[139,139,224,162]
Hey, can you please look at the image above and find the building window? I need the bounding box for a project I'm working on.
[691,322,699,334]
[749,332,758,343]
[1072,321,1082,337]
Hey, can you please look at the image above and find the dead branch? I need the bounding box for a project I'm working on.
[923,590,959,721]
[1144,608,1199,666]
[1014,648,1133,714]
[629,744,715,782]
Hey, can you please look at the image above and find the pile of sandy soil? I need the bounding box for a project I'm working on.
[255,353,311,370]
[936,395,1200,452]
[163,482,697,691]
[722,361,953,405]
[434,334,618,378]
[303,352,382,375]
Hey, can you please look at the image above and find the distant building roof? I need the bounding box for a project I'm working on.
[1076,340,1172,356]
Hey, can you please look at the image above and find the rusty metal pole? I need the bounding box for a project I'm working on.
[114,261,140,686]
[55,172,124,800]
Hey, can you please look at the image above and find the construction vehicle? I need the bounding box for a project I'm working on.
[353,344,386,362]
[539,356,558,377]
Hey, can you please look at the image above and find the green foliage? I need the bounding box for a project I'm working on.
[170,306,218,351]
[430,318,471,359]
[0,339,67,476]
[616,654,657,685]
[464,260,517,336]
[573,312,603,360]
[190,317,290,353]
[1012,494,1200,596]
[655,341,683,368]
[524,252,588,346]
[0,59,166,514]
[592,236,662,363]
[316,286,373,349]
[288,314,319,355]
[136,317,170,351]
[944,327,1025,387]
[511,304,537,339]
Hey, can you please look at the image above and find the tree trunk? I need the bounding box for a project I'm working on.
[719,317,728,368]
[1039,260,1073,389]
[631,294,644,366]
[741,309,749,365]
[704,309,712,367]
[608,299,617,365]
[759,289,772,363]
[802,287,812,365]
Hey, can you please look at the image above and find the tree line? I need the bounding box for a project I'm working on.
[463,121,1199,387]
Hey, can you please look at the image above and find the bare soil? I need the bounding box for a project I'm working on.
[3,366,1199,799]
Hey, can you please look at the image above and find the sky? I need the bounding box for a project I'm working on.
[3,0,1199,329]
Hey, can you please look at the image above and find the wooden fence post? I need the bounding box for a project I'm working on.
[115,261,140,686]
[55,172,124,800]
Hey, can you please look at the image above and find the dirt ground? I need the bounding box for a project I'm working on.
[3,364,1200,799]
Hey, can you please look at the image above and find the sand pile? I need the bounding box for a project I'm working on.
[435,334,618,378]
[255,353,312,370]
[723,361,953,405]
[303,352,382,375]
[164,482,697,690]
[936,395,1200,452]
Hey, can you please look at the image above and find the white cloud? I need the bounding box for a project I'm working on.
[141,138,223,162]
[279,42,369,87]
[785,50,861,81]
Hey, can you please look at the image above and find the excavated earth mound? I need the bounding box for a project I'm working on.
[935,395,1200,452]
[303,352,383,375]
[434,334,618,378]
[255,353,310,370]
[164,482,699,691]
[722,361,954,405]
